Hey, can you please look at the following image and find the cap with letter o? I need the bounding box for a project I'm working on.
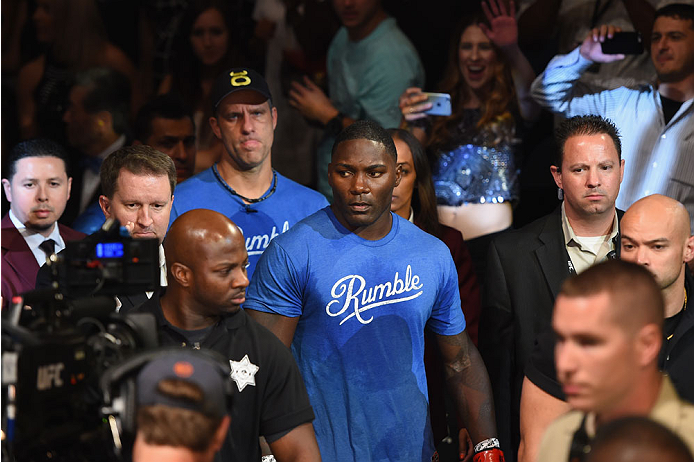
[210,68,272,112]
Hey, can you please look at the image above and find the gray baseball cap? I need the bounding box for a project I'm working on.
[136,351,229,419]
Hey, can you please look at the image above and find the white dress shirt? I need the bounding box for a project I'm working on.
[9,210,66,266]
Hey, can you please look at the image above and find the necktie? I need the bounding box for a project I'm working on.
[39,239,56,264]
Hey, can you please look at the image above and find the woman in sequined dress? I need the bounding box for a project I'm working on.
[389,128,482,449]
[399,0,539,278]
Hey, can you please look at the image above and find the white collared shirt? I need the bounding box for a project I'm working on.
[9,210,66,266]
[149,243,168,296]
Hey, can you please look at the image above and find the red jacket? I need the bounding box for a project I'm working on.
[1,213,85,307]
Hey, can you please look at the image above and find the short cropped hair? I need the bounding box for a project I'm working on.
[73,67,131,135]
[100,145,176,199]
[587,416,694,462]
[136,378,223,452]
[134,94,195,142]
[554,115,621,170]
[655,3,694,25]
[559,259,664,331]
[332,120,397,161]
[4,139,70,180]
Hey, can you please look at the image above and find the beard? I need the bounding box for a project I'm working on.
[26,221,54,232]
[656,56,694,83]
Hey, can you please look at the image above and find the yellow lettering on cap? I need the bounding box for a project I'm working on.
[230,70,251,87]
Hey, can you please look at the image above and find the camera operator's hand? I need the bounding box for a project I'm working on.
[579,25,626,62]
[124,221,136,237]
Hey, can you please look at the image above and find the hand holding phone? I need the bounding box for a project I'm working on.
[422,92,452,117]
[601,32,643,55]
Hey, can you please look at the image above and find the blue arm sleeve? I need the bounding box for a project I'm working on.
[427,250,466,336]
[245,239,305,318]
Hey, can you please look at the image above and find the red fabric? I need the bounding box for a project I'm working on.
[438,224,480,345]
[1,213,85,309]
[473,448,505,462]
[419,221,482,443]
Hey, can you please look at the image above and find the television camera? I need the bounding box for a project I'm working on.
[2,219,160,461]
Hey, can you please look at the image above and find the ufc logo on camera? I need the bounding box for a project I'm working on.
[36,362,64,391]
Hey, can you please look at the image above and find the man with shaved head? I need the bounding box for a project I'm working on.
[537,260,694,461]
[519,195,694,461]
[129,209,321,462]
[620,194,694,402]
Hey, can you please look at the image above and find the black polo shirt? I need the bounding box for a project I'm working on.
[130,296,315,461]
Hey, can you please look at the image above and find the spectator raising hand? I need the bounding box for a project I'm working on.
[579,24,627,63]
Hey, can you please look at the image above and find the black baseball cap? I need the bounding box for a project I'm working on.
[210,68,272,111]
[136,351,229,419]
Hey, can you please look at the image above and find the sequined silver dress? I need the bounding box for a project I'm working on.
[431,110,520,207]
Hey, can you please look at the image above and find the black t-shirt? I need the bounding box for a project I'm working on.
[661,94,684,125]
[525,271,694,403]
[131,296,315,462]
[664,308,684,341]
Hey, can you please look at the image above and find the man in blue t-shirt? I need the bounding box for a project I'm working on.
[169,68,328,277]
[287,0,425,198]
[245,120,503,462]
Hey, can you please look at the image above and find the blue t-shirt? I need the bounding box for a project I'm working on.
[245,207,465,462]
[317,17,425,198]
[169,166,328,277]
[72,201,106,234]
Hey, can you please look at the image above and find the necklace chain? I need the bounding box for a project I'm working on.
[213,164,277,204]
[666,287,687,341]
[684,287,688,311]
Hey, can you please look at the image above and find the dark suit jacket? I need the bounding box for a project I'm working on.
[2,213,85,306]
[525,268,694,405]
[60,136,129,226]
[478,207,622,460]
[60,166,102,226]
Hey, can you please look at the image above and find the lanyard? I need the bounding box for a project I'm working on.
[566,245,618,276]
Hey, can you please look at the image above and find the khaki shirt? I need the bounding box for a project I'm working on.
[561,203,619,275]
[537,376,694,462]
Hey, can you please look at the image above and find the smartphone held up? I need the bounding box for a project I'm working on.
[423,92,452,117]
[601,32,644,55]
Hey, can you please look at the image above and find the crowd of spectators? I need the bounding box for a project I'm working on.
[2,0,693,461]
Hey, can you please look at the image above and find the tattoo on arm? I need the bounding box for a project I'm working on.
[438,331,472,373]
[436,331,497,443]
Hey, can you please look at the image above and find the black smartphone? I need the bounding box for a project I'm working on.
[601,32,644,55]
